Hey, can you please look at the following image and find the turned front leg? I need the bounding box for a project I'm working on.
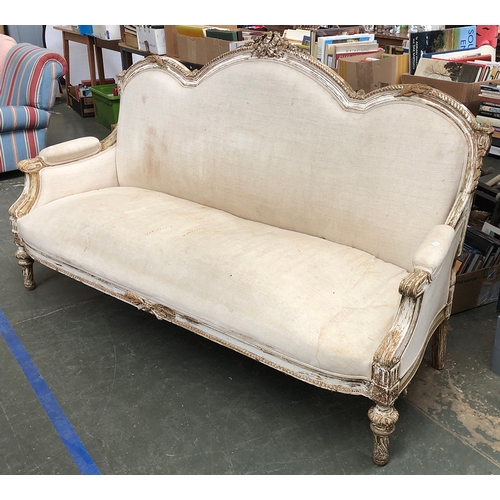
[432,319,449,370]
[368,404,399,466]
[15,246,36,290]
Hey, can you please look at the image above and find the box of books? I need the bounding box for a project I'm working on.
[452,265,500,314]
[177,34,245,66]
[401,75,500,115]
[452,223,500,314]
[338,52,409,92]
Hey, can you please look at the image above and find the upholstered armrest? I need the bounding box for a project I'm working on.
[39,136,102,165]
[9,132,118,219]
[399,225,456,298]
[412,224,456,279]
[0,106,50,132]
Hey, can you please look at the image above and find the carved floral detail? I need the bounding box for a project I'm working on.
[397,83,434,97]
[124,292,175,321]
[250,32,298,58]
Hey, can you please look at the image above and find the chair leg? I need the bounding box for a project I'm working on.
[15,246,36,290]
[432,318,449,370]
[368,404,399,466]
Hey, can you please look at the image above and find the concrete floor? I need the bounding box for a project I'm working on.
[1,99,500,475]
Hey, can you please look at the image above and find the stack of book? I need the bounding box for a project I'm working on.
[283,26,383,68]
[409,26,478,75]
[175,25,254,42]
[413,46,498,83]
[456,224,500,275]
[476,83,500,133]
[316,32,380,69]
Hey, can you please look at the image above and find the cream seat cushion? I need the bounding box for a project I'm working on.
[18,187,408,379]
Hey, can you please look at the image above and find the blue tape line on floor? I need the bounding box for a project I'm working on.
[0,310,101,475]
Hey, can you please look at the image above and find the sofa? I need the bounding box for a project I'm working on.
[0,42,67,173]
[0,34,17,74]
[9,33,493,465]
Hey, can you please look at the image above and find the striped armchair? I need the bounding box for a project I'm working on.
[0,43,67,173]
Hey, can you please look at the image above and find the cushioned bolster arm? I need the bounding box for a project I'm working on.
[412,224,456,280]
[39,136,102,165]
[0,106,50,132]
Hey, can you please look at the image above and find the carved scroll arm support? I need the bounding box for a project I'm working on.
[373,224,456,393]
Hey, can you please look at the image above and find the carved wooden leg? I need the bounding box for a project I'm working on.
[432,318,449,370]
[15,246,36,290]
[368,404,399,466]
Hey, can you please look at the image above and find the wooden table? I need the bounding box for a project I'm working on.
[118,42,150,70]
[118,42,203,72]
[53,26,97,104]
[93,37,121,82]
[373,31,409,48]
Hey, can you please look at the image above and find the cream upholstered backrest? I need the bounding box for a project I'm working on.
[115,35,483,271]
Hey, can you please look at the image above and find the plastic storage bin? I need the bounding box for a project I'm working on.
[89,84,120,129]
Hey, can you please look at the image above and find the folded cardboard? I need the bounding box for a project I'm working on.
[137,26,166,55]
[452,265,500,314]
[177,35,245,66]
[92,25,121,41]
[401,75,500,115]
[338,53,409,93]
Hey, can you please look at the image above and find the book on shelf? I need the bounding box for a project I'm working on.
[316,33,375,65]
[308,26,367,59]
[422,45,496,62]
[479,104,500,119]
[205,28,243,41]
[476,25,500,48]
[479,95,500,106]
[481,82,500,93]
[456,225,500,275]
[476,114,500,131]
[175,25,206,37]
[324,41,380,69]
[473,61,500,81]
[283,29,312,45]
[414,57,485,83]
[409,25,477,75]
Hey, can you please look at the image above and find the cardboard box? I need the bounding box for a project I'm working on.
[337,53,409,93]
[137,26,167,55]
[401,75,500,115]
[164,26,179,58]
[92,25,121,41]
[68,85,95,118]
[123,32,138,49]
[177,34,245,65]
[452,265,500,314]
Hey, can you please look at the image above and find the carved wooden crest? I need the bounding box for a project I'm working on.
[250,32,299,58]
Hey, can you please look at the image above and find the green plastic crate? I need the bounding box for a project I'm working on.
[89,84,120,129]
